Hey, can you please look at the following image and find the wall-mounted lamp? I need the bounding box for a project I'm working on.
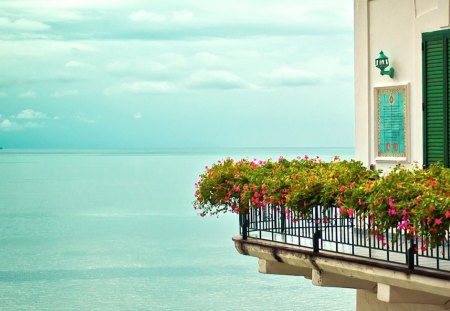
[375,50,395,78]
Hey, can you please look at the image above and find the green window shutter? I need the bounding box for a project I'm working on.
[423,36,446,166]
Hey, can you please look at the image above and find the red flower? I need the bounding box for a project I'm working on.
[339,186,346,193]
[435,218,442,225]
[445,210,450,218]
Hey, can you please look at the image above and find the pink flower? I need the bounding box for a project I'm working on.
[388,208,397,216]
[397,219,409,230]
[347,209,354,217]
[435,218,442,225]
[388,197,394,208]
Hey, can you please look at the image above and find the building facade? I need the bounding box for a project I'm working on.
[355,0,450,170]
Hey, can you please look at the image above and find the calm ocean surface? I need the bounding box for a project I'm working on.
[0,148,355,311]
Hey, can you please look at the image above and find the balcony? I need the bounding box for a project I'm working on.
[195,158,450,310]
[233,205,450,311]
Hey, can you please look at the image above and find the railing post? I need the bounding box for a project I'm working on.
[313,205,322,253]
[407,237,416,270]
[281,205,286,234]
[240,212,248,240]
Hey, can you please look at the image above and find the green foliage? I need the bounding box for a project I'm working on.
[194,158,450,246]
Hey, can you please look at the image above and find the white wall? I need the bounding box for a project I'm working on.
[354,0,450,171]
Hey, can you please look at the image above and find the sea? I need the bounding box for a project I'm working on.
[0,147,356,311]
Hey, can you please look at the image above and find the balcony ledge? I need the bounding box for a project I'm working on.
[233,236,450,310]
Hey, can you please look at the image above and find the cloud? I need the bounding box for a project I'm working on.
[0,17,50,31]
[129,10,193,24]
[16,109,47,119]
[19,91,37,98]
[171,11,194,22]
[194,52,223,66]
[52,89,79,97]
[129,11,165,22]
[264,66,320,87]
[134,112,143,119]
[75,115,95,124]
[105,60,166,76]
[106,81,177,94]
[0,119,19,131]
[65,60,89,68]
[188,70,248,90]
[0,0,127,9]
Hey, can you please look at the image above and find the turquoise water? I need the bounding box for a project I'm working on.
[0,148,356,310]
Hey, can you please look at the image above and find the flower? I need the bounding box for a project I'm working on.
[388,197,394,208]
[445,210,450,218]
[194,157,450,246]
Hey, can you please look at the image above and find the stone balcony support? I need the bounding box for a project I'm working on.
[234,236,450,311]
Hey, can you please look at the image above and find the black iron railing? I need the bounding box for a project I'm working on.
[239,205,450,273]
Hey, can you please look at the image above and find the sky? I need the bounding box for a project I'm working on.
[0,0,354,149]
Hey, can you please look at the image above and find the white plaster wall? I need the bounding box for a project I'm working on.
[356,289,446,311]
[354,0,450,171]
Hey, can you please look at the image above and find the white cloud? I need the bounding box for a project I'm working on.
[105,60,166,75]
[171,11,193,22]
[16,108,47,119]
[106,81,177,94]
[134,112,143,119]
[0,0,127,9]
[194,52,223,66]
[129,11,165,22]
[65,60,88,68]
[75,115,95,124]
[0,17,50,31]
[52,90,79,98]
[264,66,319,86]
[0,119,17,131]
[19,91,37,98]
[188,70,248,90]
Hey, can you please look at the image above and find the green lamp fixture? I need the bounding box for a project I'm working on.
[375,50,395,78]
